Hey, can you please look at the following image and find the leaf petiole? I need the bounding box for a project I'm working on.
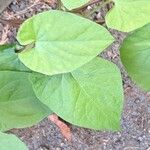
[15,42,35,53]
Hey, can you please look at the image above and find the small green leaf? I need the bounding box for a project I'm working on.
[0,46,52,131]
[0,132,27,150]
[0,45,30,72]
[17,10,114,75]
[106,0,150,32]
[30,58,123,131]
[120,23,150,91]
[62,0,89,10]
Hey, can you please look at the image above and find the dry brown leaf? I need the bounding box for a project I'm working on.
[48,114,72,141]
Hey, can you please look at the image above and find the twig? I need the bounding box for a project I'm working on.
[96,19,105,24]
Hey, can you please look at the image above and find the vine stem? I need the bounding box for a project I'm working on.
[15,42,35,53]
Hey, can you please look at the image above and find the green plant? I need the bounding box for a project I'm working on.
[0,132,27,150]
[120,23,150,91]
[0,0,150,149]
[61,0,89,9]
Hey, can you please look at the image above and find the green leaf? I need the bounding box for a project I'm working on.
[17,10,114,75]
[0,71,51,131]
[62,0,89,10]
[0,46,52,131]
[0,45,30,72]
[0,44,14,51]
[0,132,27,150]
[30,58,123,131]
[120,23,150,91]
[106,0,150,32]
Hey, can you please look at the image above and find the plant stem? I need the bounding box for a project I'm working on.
[15,42,35,53]
[56,0,69,11]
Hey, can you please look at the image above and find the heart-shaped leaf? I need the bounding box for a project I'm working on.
[0,132,27,150]
[106,0,150,32]
[0,45,52,131]
[30,58,123,131]
[120,23,150,91]
[17,10,114,75]
[62,0,89,10]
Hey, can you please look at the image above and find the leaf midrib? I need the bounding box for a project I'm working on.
[70,73,108,119]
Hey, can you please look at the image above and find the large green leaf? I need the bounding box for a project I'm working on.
[120,23,150,91]
[0,132,27,150]
[17,10,114,75]
[0,44,14,51]
[0,71,51,131]
[30,58,123,131]
[62,0,89,10]
[0,46,52,131]
[105,0,150,32]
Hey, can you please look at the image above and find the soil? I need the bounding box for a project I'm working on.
[0,0,150,150]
